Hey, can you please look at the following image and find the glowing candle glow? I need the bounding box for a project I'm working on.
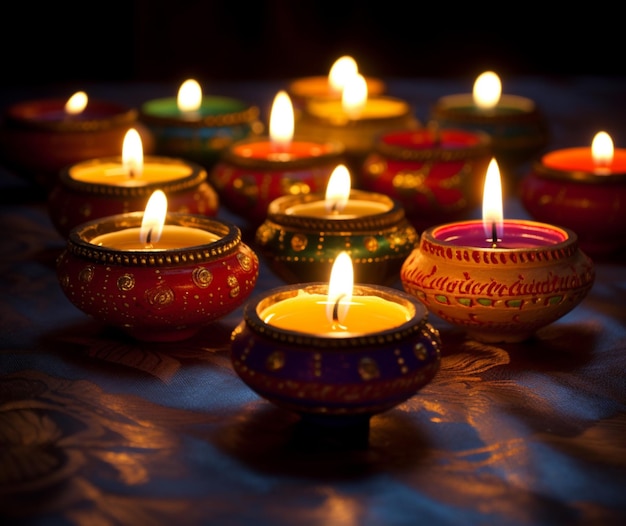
[269,90,294,153]
[482,158,504,243]
[473,71,502,110]
[64,91,88,115]
[328,55,358,94]
[342,73,368,119]
[177,79,203,116]
[122,128,144,178]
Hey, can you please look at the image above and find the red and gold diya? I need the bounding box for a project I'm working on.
[57,191,259,342]
[401,159,594,343]
[361,127,492,231]
[48,128,219,238]
[521,131,626,256]
[210,90,345,225]
[0,91,152,188]
[230,252,441,428]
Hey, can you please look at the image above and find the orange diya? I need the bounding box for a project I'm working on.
[401,159,594,343]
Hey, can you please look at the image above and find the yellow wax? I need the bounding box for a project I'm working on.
[261,291,411,336]
[91,225,221,250]
[306,97,409,123]
[285,199,390,219]
[69,159,192,187]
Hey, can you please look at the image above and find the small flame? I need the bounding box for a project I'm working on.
[325,164,351,213]
[326,251,353,327]
[591,131,614,170]
[122,128,144,178]
[482,158,504,243]
[65,91,88,115]
[177,79,202,113]
[473,71,502,110]
[269,90,294,151]
[342,73,367,119]
[140,190,167,245]
[328,56,358,93]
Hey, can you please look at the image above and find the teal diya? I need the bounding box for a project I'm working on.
[255,164,418,285]
[140,79,262,169]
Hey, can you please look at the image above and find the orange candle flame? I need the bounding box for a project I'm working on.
[482,158,504,243]
[591,131,614,173]
[177,79,202,113]
[325,164,351,214]
[65,91,88,115]
[140,190,167,245]
[327,251,353,327]
[269,90,294,151]
[122,128,144,178]
[328,55,358,94]
[342,73,367,119]
[473,71,502,110]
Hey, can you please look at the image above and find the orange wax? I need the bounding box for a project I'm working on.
[91,225,220,250]
[232,140,334,161]
[69,157,193,186]
[260,291,410,336]
[542,147,626,174]
[306,96,409,124]
[285,198,390,218]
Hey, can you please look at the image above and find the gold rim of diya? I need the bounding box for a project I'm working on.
[220,136,346,170]
[301,96,414,127]
[532,158,626,183]
[421,219,581,262]
[244,283,436,349]
[139,103,260,128]
[431,94,546,125]
[60,157,209,198]
[67,212,242,267]
[265,190,405,232]
[374,129,493,162]
[4,99,138,132]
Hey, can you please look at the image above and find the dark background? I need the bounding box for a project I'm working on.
[3,1,626,88]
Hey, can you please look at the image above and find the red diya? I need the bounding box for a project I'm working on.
[230,252,441,430]
[401,159,595,343]
[56,190,259,342]
[521,131,626,256]
[361,127,492,231]
[429,71,549,173]
[210,90,345,226]
[286,55,386,109]
[0,91,153,188]
[48,128,219,238]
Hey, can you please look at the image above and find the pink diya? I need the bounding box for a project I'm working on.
[401,158,595,343]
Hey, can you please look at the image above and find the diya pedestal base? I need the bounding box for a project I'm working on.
[521,159,626,257]
[56,213,259,342]
[230,283,441,428]
[400,220,595,343]
[255,190,418,286]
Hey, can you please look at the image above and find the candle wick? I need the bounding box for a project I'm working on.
[332,293,346,323]
[491,221,498,248]
[146,227,153,245]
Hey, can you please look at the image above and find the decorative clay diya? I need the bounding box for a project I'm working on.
[400,219,595,343]
[230,282,442,427]
[361,128,492,231]
[255,190,418,285]
[49,157,219,238]
[0,96,151,188]
[56,212,259,342]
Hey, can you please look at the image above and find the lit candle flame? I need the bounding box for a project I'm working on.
[342,73,367,119]
[269,90,294,151]
[325,164,351,214]
[177,79,202,113]
[326,251,353,328]
[65,91,88,115]
[140,190,167,245]
[482,158,504,244]
[591,130,614,172]
[473,71,502,110]
[122,128,144,178]
[328,55,358,94]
